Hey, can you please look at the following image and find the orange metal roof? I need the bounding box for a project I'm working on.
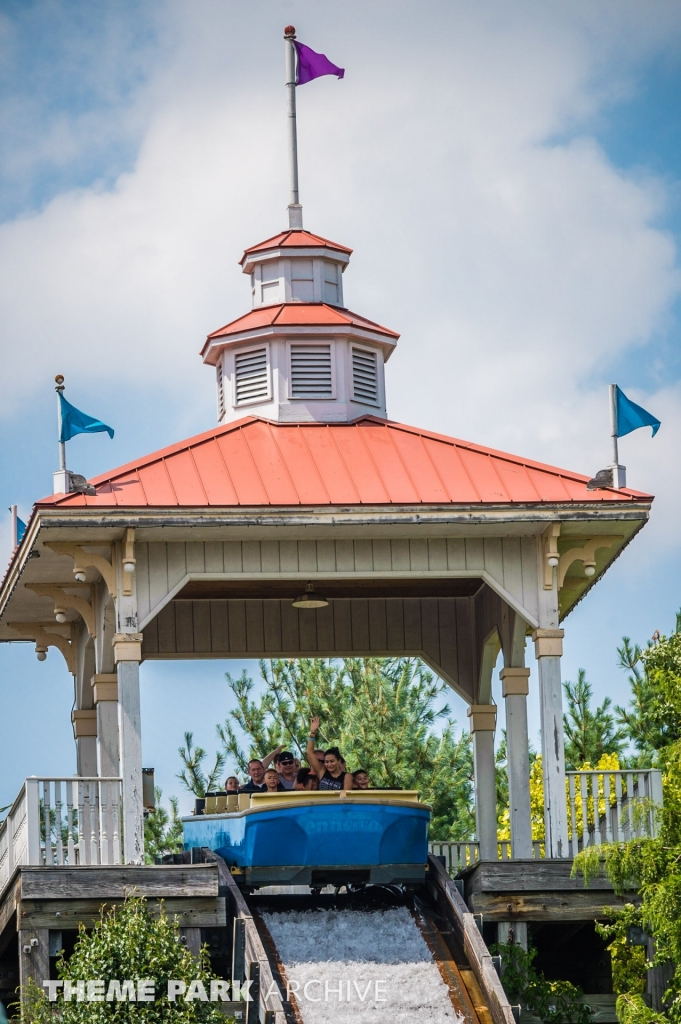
[35,416,653,509]
[203,303,399,348]
[240,230,353,264]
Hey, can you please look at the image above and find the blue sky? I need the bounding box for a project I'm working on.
[1,1,680,815]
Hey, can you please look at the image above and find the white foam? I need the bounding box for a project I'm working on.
[261,906,464,1024]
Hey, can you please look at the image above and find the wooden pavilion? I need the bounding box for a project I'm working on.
[0,224,658,1000]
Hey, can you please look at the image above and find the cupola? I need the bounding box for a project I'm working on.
[202,229,399,425]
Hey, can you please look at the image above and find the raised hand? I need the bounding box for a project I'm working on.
[310,716,320,734]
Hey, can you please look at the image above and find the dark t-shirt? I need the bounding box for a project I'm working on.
[319,770,347,791]
[238,780,266,793]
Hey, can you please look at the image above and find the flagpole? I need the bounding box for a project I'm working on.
[53,373,70,494]
[609,383,625,489]
[10,505,18,550]
[284,26,303,229]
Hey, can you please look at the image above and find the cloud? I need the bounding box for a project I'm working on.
[0,0,680,548]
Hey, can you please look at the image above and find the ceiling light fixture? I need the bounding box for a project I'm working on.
[292,582,329,609]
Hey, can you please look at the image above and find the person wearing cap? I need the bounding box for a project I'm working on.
[275,751,297,790]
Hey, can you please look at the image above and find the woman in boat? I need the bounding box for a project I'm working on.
[307,717,353,791]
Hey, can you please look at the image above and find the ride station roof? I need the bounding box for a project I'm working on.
[203,303,399,349]
[240,230,353,264]
[35,416,651,509]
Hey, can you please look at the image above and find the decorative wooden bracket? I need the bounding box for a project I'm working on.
[557,536,622,589]
[122,527,135,597]
[8,622,76,674]
[44,542,116,597]
[542,523,561,589]
[25,584,96,637]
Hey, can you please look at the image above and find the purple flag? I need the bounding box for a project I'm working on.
[294,41,345,85]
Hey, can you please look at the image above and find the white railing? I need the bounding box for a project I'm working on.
[0,777,123,896]
[566,768,662,857]
[429,769,663,874]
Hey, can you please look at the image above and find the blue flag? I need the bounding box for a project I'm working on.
[16,516,26,543]
[59,393,114,443]
[615,385,660,438]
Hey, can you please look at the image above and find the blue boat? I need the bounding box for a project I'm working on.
[182,790,431,888]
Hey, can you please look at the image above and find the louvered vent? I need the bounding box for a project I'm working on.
[216,365,225,420]
[352,347,379,405]
[235,347,269,405]
[290,344,333,399]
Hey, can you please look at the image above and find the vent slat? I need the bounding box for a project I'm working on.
[216,365,225,419]
[235,347,269,405]
[290,344,333,399]
[352,347,378,406]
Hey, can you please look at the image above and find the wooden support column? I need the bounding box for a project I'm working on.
[114,634,144,864]
[533,628,568,858]
[500,667,532,859]
[468,704,498,861]
[19,928,49,997]
[92,674,119,777]
[181,929,202,959]
[72,711,97,776]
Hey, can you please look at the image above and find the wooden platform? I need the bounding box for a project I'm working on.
[459,859,635,921]
[0,863,225,998]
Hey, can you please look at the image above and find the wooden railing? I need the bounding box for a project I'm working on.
[430,768,663,872]
[0,777,123,896]
[566,768,662,857]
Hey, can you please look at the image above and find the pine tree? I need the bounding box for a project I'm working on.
[177,732,226,797]
[217,657,475,841]
[144,787,184,863]
[563,669,626,770]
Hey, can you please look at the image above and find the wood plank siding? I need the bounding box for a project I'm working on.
[135,537,540,630]
[142,586,519,704]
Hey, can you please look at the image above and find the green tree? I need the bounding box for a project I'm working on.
[218,657,475,841]
[574,618,681,1024]
[19,895,231,1022]
[563,669,627,770]
[615,619,681,761]
[177,732,226,797]
[144,788,184,863]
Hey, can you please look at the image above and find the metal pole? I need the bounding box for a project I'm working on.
[284,26,303,228]
[10,505,18,549]
[55,375,66,472]
[609,383,619,469]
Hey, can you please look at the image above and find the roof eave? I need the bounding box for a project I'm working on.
[201,322,399,364]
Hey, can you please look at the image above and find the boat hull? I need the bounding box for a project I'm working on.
[182,797,430,887]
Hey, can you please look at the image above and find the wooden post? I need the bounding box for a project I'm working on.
[92,674,119,777]
[19,928,49,998]
[181,928,202,959]
[500,667,532,859]
[468,705,498,861]
[114,635,144,864]
[533,628,569,858]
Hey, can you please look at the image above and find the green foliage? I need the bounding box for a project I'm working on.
[144,788,184,864]
[615,623,681,761]
[18,895,230,1021]
[574,620,681,1022]
[490,942,591,1024]
[616,994,668,1024]
[595,904,648,996]
[217,657,475,841]
[563,669,627,770]
[177,733,226,798]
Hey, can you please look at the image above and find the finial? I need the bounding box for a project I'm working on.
[284,25,296,38]
[55,374,65,392]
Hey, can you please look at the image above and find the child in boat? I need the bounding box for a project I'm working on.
[225,776,240,793]
[263,768,285,793]
[352,770,370,789]
[294,767,319,791]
